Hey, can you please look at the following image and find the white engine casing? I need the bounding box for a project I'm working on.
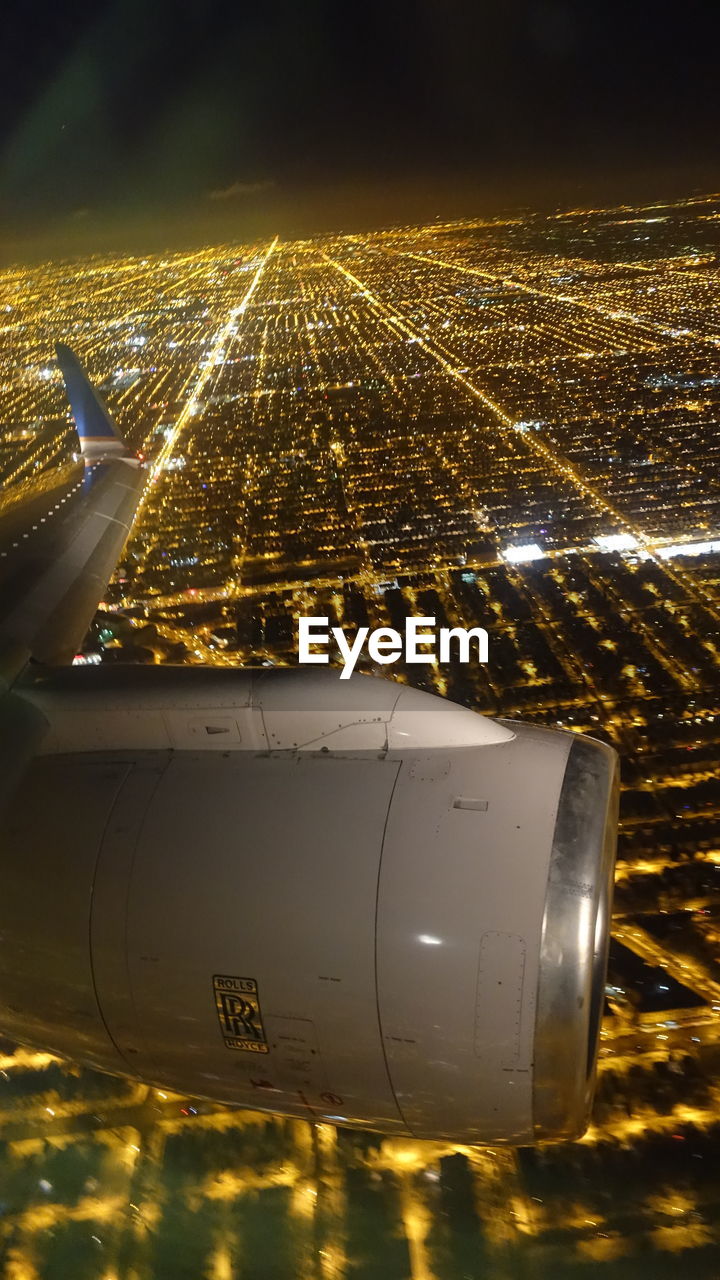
[0,666,618,1143]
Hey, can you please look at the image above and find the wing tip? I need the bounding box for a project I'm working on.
[54,341,80,375]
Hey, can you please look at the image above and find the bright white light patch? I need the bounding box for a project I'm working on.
[418,935,443,946]
[593,534,639,552]
[503,543,546,564]
[657,539,720,559]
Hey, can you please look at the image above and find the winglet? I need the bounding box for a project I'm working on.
[55,343,128,462]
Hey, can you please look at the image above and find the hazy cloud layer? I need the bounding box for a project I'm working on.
[207,180,275,201]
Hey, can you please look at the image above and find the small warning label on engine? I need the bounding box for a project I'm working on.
[213,975,268,1053]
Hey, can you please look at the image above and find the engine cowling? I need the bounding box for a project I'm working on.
[0,666,618,1144]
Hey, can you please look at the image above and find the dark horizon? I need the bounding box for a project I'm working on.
[3,159,720,267]
[2,0,719,263]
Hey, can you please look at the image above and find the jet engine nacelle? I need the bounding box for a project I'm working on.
[0,666,618,1144]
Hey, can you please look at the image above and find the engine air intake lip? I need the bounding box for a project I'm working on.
[532,734,619,1141]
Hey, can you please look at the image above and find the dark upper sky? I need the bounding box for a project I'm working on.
[1,0,719,257]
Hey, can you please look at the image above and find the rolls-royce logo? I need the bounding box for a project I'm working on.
[213,974,269,1053]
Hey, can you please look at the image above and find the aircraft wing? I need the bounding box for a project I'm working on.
[0,346,145,681]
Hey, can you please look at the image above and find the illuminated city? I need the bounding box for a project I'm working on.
[3,190,720,1275]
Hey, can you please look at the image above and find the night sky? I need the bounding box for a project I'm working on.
[1,0,719,255]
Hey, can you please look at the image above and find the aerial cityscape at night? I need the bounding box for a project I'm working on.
[3,190,720,1275]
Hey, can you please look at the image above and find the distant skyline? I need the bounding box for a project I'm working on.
[1,0,719,260]
[4,164,720,268]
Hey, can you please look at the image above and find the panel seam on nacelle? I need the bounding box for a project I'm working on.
[373,759,412,1135]
[85,760,135,1067]
[89,756,172,1076]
